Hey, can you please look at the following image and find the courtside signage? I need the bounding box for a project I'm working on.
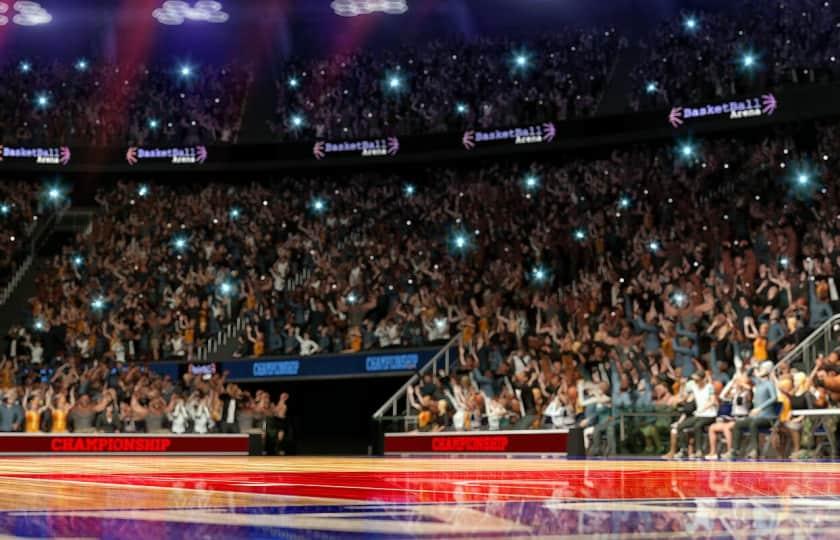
[384,430,569,454]
[0,434,248,455]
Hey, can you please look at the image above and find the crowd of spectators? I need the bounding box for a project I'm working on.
[395,122,840,460]
[271,30,623,140]
[0,354,290,453]
[0,60,252,146]
[3,2,840,148]
[630,0,840,110]
[5,118,840,459]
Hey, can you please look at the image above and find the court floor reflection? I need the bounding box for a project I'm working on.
[2,458,840,538]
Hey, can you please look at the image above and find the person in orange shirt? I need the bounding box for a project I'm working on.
[745,320,768,362]
[23,391,48,433]
[49,392,74,433]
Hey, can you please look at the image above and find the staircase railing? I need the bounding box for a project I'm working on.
[0,202,69,306]
[372,334,461,422]
[196,266,312,362]
[775,314,840,375]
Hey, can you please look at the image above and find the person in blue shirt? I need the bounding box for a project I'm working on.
[727,361,778,459]
[809,279,833,329]
[672,329,699,378]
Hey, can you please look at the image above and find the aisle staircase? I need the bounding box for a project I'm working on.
[595,43,643,116]
[371,336,461,422]
[775,314,840,374]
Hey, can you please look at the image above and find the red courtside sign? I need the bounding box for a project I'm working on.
[0,434,249,455]
[385,429,568,454]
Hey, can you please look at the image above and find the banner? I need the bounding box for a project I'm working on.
[148,348,438,382]
[0,434,249,455]
[668,93,777,127]
[462,122,555,150]
[312,136,399,160]
[125,145,207,165]
[384,429,569,455]
[0,145,70,165]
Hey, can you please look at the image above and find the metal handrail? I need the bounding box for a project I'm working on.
[0,201,69,307]
[774,313,840,374]
[372,334,461,420]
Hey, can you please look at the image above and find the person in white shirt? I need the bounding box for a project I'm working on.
[189,395,213,434]
[675,370,718,458]
[29,339,44,366]
[295,329,320,356]
[168,395,190,434]
[543,393,575,429]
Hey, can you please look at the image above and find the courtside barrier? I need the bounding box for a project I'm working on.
[0,433,251,456]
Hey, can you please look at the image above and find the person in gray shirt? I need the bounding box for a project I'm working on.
[0,391,23,432]
[728,361,778,459]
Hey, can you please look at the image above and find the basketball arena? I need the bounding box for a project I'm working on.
[1,0,840,537]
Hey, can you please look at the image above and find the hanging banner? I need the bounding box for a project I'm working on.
[125,145,208,165]
[668,93,777,127]
[312,136,400,160]
[0,145,70,165]
[462,122,556,150]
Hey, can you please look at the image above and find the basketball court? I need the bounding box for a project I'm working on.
[1,456,838,537]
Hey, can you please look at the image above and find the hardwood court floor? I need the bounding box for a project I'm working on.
[1,456,839,537]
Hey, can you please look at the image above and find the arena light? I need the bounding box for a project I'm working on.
[19,61,31,73]
[741,53,756,69]
[522,174,540,192]
[310,197,327,214]
[153,1,229,25]
[531,266,549,284]
[331,0,408,17]
[683,16,698,32]
[450,230,471,253]
[671,290,688,308]
[34,93,49,109]
[178,64,194,78]
[511,50,532,72]
[289,114,305,130]
[45,185,62,202]
[0,2,52,26]
[172,235,188,252]
[91,296,107,311]
[796,172,810,186]
[75,59,89,72]
[384,73,405,93]
[219,281,235,296]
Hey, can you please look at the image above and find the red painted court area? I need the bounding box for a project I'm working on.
[10,466,840,502]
